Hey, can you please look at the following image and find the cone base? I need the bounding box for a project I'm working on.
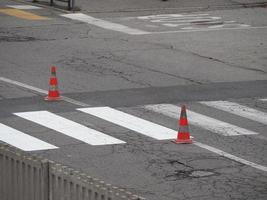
[44,96,62,101]
[172,139,193,144]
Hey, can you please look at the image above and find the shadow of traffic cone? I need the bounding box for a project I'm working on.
[45,66,61,101]
[173,105,193,144]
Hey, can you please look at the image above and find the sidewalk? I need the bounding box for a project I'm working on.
[23,0,267,14]
[71,0,267,13]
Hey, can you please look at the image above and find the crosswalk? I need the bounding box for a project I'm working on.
[1,98,266,152]
[14,111,125,145]
[144,104,259,136]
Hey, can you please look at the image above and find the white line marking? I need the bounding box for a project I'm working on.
[240,24,250,27]
[200,101,267,125]
[0,77,89,107]
[181,27,195,30]
[195,142,267,172]
[151,17,221,23]
[147,26,267,34]
[14,111,125,145]
[163,23,180,27]
[208,25,224,29]
[0,123,58,151]
[77,107,178,140]
[61,13,150,35]
[6,5,42,9]
[143,104,267,172]
[137,14,209,20]
[259,98,267,101]
[0,77,47,94]
[144,104,258,136]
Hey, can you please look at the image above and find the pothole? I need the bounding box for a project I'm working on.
[165,169,218,180]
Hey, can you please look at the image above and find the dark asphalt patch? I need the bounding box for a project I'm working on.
[66,80,267,107]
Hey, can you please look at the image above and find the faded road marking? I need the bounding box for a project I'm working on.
[6,5,42,10]
[200,101,267,125]
[144,104,259,136]
[195,142,267,172]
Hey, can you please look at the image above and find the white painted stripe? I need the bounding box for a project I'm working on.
[163,23,180,27]
[0,77,47,94]
[200,101,267,125]
[77,107,178,140]
[6,5,42,10]
[0,123,58,151]
[14,111,125,145]
[144,104,258,136]
[137,14,209,20]
[259,98,267,101]
[151,17,221,23]
[208,25,224,29]
[0,77,89,107]
[195,142,267,172]
[146,26,267,34]
[61,13,150,35]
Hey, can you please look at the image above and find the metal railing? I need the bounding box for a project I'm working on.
[0,144,145,200]
[32,0,75,11]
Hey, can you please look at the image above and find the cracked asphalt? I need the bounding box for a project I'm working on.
[1,0,267,199]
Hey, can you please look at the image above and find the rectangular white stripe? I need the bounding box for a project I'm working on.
[61,13,150,35]
[200,101,267,125]
[144,104,259,136]
[259,98,267,101]
[137,14,209,20]
[14,111,125,145]
[195,142,267,172]
[77,107,178,140]
[0,123,58,151]
[6,5,42,9]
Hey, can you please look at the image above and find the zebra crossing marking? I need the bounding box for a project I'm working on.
[144,104,259,136]
[14,111,126,146]
[0,123,58,151]
[77,107,178,140]
[200,101,267,125]
[61,13,150,35]
[135,13,251,32]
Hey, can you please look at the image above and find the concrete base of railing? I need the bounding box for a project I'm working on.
[0,144,145,200]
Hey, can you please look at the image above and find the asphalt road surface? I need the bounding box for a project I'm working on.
[0,0,267,199]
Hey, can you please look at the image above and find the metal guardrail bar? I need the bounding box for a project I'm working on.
[0,144,145,200]
[32,0,74,11]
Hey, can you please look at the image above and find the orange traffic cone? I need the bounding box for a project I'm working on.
[45,66,61,101]
[173,105,193,144]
